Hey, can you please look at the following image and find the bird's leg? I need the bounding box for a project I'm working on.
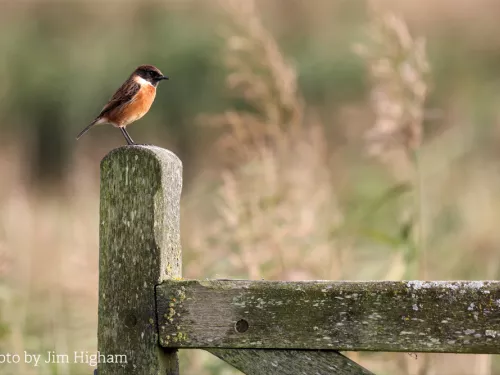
[120,127,135,145]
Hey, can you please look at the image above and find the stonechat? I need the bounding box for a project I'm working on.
[76,64,169,145]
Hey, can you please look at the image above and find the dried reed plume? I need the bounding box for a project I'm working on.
[354,6,431,277]
[201,0,304,166]
[354,9,430,179]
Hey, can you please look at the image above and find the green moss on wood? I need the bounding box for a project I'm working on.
[157,279,500,354]
[97,146,182,375]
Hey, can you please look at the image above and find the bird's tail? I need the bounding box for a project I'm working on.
[76,119,98,140]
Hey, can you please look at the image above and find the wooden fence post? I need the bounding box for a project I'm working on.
[97,146,182,374]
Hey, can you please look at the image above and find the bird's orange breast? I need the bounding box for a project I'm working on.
[108,84,156,126]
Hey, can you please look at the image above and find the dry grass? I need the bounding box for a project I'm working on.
[0,144,99,375]
[200,0,304,168]
[187,0,343,284]
[354,4,432,280]
[355,7,430,174]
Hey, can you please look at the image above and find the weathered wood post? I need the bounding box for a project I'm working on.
[97,146,182,374]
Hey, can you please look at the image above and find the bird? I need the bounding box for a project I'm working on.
[76,64,169,145]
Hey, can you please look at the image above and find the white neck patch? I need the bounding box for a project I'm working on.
[134,75,154,87]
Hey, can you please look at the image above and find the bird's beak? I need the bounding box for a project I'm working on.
[159,76,169,81]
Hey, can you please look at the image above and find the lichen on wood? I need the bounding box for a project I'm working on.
[157,279,500,353]
[97,146,182,375]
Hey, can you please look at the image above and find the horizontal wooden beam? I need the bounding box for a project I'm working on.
[156,280,500,353]
[207,349,375,375]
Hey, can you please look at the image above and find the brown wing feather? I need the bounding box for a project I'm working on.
[76,77,142,140]
[97,79,140,119]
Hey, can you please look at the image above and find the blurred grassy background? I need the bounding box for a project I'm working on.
[1,0,500,374]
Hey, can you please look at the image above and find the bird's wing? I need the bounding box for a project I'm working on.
[97,79,141,119]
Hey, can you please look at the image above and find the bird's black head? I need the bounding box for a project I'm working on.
[134,64,169,87]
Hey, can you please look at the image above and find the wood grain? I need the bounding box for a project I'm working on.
[98,146,182,375]
[157,279,500,353]
[207,349,375,375]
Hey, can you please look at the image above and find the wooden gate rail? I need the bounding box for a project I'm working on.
[96,146,500,375]
[157,279,500,353]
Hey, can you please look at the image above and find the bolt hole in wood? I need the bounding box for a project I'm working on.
[235,319,249,333]
[124,313,137,328]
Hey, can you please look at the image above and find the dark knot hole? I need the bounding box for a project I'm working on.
[124,313,138,328]
[235,319,249,333]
